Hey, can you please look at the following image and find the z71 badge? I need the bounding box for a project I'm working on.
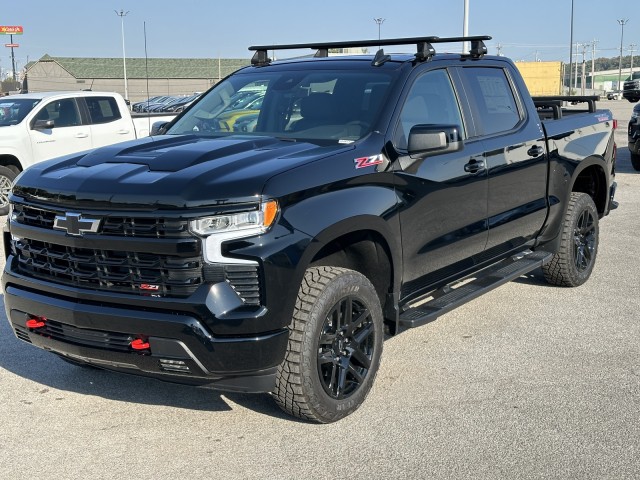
[354,154,385,169]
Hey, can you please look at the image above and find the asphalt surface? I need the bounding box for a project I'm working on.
[0,99,638,480]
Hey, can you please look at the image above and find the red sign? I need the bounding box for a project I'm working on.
[0,26,23,35]
[5,43,19,48]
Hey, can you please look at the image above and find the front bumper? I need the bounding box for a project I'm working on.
[3,275,289,393]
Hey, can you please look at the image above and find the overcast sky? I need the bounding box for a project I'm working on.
[2,0,637,71]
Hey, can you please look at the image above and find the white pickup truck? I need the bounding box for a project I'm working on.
[0,91,176,214]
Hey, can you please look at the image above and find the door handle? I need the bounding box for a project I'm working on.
[464,158,486,173]
[117,129,130,135]
[75,132,89,138]
[527,145,544,157]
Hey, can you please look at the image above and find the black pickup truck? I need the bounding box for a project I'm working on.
[2,36,617,423]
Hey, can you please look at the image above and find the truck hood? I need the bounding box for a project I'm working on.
[13,134,352,210]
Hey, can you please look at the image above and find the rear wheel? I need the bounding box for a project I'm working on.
[0,165,17,216]
[274,266,383,423]
[543,192,599,287]
[631,152,640,171]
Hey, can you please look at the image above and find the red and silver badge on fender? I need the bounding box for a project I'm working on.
[354,154,385,169]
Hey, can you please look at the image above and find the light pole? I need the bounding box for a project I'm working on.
[568,0,574,93]
[115,9,130,102]
[374,18,385,41]
[463,0,469,52]
[617,19,629,94]
[630,43,637,78]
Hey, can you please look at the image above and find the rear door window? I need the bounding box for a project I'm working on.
[85,96,122,124]
[459,67,522,137]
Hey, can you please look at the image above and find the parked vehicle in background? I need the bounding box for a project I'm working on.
[623,78,640,103]
[131,96,164,112]
[0,91,176,214]
[627,102,640,170]
[137,96,180,112]
[606,91,620,100]
[163,94,202,112]
[2,36,617,423]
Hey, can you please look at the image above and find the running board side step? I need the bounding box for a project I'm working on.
[398,250,553,329]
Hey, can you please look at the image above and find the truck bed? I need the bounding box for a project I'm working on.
[533,95,600,121]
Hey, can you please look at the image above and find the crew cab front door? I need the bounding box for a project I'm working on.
[393,68,488,301]
[29,98,91,164]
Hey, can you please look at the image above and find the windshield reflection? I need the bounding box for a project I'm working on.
[0,99,41,126]
[167,69,393,145]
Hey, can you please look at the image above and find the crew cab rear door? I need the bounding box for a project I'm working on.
[392,67,489,298]
[82,95,137,147]
[456,65,548,253]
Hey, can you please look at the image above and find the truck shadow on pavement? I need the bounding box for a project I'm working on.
[511,267,556,287]
[0,295,300,422]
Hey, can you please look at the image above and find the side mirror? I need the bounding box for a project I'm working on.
[408,124,463,156]
[33,119,55,130]
[151,121,169,136]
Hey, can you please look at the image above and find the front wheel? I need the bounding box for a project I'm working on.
[0,165,17,216]
[543,192,599,287]
[274,266,383,423]
[631,152,640,171]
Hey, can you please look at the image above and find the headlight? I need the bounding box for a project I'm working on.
[190,199,278,237]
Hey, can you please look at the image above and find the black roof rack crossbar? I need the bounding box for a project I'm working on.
[249,35,492,65]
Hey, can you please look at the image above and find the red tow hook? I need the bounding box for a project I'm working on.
[26,316,47,329]
[130,338,151,351]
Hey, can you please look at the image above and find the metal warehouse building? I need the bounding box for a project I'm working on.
[24,55,250,102]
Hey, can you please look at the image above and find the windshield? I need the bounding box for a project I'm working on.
[167,68,394,144]
[0,98,41,126]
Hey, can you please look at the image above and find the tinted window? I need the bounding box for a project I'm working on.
[461,67,521,136]
[85,96,122,124]
[394,69,465,150]
[35,99,81,128]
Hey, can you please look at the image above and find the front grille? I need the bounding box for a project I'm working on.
[11,203,263,304]
[15,238,205,297]
[13,237,262,303]
[12,204,192,238]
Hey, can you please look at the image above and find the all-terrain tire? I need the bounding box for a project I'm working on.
[631,152,640,171]
[0,165,17,216]
[543,192,599,287]
[273,266,383,423]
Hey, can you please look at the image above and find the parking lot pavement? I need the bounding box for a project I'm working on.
[0,100,638,480]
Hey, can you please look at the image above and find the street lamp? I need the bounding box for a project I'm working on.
[463,0,469,52]
[374,18,385,41]
[617,19,629,95]
[630,43,637,78]
[115,9,130,102]
[568,0,574,93]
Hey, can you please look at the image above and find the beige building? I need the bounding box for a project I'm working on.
[24,55,250,103]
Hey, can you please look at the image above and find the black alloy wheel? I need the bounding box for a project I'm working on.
[573,208,596,273]
[317,295,376,400]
